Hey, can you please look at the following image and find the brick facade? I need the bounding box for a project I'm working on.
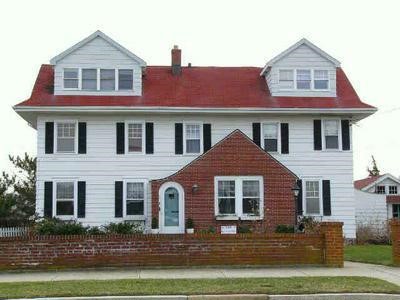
[151,130,297,233]
[0,222,343,269]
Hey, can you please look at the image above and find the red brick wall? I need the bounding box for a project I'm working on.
[152,131,297,233]
[0,223,344,269]
[391,219,400,266]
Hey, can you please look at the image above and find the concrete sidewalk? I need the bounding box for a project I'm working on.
[0,262,399,286]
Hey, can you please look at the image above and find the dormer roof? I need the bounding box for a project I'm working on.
[50,30,146,67]
[354,173,400,191]
[260,38,341,76]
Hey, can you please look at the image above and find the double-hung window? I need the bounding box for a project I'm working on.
[389,186,398,195]
[304,180,321,215]
[314,70,329,90]
[393,204,400,219]
[263,123,279,152]
[279,70,294,89]
[127,122,144,153]
[63,68,79,89]
[100,69,115,91]
[82,69,97,90]
[55,181,75,217]
[376,185,386,194]
[56,122,76,153]
[296,69,311,90]
[118,69,133,90]
[323,120,340,150]
[125,181,145,216]
[185,124,201,154]
[215,176,263,219]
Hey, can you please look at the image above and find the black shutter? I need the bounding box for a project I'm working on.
[77,181,86,218]
[252,123,261,147]
[323,180,332,216]
[45,122,54,154]
[175,123,183,154]
[116,123,125,154]
[115,181,123,218]
[145,122,154,154]
[44,181,53,218]
[78,122,87,154]
[313,120,322,150]
[203,123,212,152]
[281,123,289,154]
[296,179,303,216]
[341,120,350,151]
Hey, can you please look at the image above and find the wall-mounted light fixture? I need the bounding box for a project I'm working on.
[192,184,199,193]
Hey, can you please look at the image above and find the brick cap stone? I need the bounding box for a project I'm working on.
[320,222,344,227]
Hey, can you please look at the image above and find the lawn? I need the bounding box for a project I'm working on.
[345,244,393,266]
[0,277,399,298]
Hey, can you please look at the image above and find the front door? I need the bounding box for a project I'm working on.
[160,185,184,233]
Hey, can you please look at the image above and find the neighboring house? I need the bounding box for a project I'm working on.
[354,173,400,228]
[14,31,376,238]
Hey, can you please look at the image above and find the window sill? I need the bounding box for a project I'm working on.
[124,216,146,221]
[215,215,239,221]
[240,215,263,221]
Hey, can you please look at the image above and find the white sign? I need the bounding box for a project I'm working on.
[221,225,237,234]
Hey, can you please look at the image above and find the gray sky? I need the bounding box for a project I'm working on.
[0,0,399,180]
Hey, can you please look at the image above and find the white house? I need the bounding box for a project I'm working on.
[14,31,376,238]
[354,173,400,228]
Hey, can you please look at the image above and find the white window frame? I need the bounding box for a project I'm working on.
[100,68,116,91]
[125,121,145,155]
[261,122,281,154]
[81,68,98,91]
[62,68,80,90]
[123,179,147,220]
[117,69,134,91]
[54,120,78,154]
[322,118,342,151]
[302,178,323,217]
[53,179,78,219]
[277,68,330,91]
[214,176,264,220]
[375,185,386,194]
[389,186,398,195]
[183,122,203,155]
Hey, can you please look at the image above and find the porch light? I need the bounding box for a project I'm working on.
[192,184,199,193]
[292,182,300,197]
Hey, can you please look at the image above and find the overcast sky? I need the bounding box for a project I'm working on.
[0,0,399,180]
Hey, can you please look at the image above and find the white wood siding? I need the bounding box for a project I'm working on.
[54,37,143,96]
[355,189,388,228]
[36,114,356,238]
[266,44,337,97]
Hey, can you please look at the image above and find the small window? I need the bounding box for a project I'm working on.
[100,69,115,91]
[56,122,76,153]
[63,68,79,89]
[263,123,279,152]
[376,186,386,194]
[127,123,143,153]
[389,186,398,195]
[279,70,294,89]
[324,120,339,149]
[242,180,260,215]
[296,69,311,90]
[217,180,236,214]
[56,182,75,216]
[185,124,201,154]
[126,182,144,216]
[305,180,321,215]
[82,69,97,90]
[393,204,400,219]
[314,70,329,90]
[118,69,133,90]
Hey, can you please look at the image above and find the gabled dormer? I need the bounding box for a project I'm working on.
[260,38,340,97]
[51,30,146,96]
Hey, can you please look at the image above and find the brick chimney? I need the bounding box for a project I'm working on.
[171,45,181,75]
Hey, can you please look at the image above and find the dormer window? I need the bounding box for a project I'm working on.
[100,69,115,91]
[63,68,79,89]
[82,69,97,90]
[119,69,133,90]
[314,70,329,90]
[278,70,294,89]
[296,69,311,90]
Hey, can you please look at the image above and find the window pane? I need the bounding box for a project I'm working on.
[325,136,339,149]
[57,123,75,153]
[127,182,144,199]
[218,198,235,214]
[314,70,328,89]
[314,80,328,89]
[64,79,78,89]
[119,69,133,90]
[128,123,143,152]
[64,68,79,89]
[218,181,235,197]
[82,69,97,90]
[186,140,200,153]
[64,68,78,79]
[100,69,115,91]
[279,70,294,89]
[305,181,320,215]
[56,182,74,199]
[296,69,311,90]
[127,200,144,215]
[243,198,260,214]
[376,186,386,194]
[56,201,74,215]
[390,186,398,194]
[324,120,339,149]
[264,139,278,152]
[394,204,400,218]
[242,180,260,215]
[263,123,278,139]
[186,124,201,153]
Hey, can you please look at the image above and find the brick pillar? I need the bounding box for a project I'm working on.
[320,222,344,267]
[391,220,400,266]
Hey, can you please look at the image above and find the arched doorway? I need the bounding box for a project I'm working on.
[159,182,185,233]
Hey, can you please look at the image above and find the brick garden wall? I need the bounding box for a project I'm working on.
[391,219,400,266]
[0,222,343,269]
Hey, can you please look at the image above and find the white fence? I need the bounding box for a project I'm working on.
[0,226,30,238]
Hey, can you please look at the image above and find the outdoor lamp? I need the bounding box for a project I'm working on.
[292,182,300,197]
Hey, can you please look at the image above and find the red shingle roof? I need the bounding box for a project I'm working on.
[16,64,375,109]
[354,175,383,190]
